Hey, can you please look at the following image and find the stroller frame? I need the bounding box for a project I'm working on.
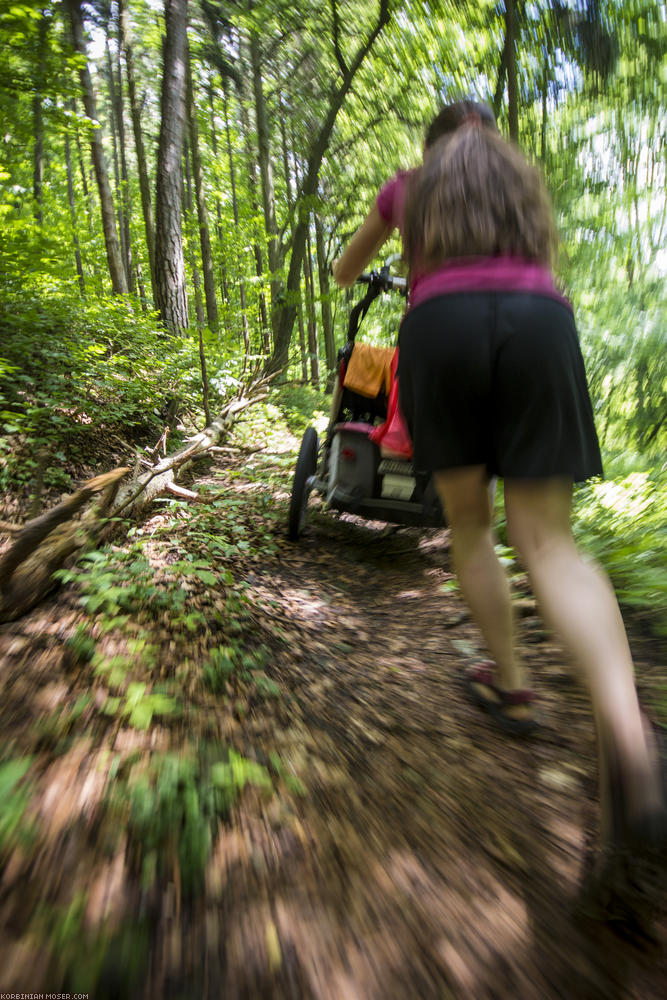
[288,264,446,540]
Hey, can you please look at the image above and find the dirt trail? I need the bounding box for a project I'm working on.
[0,443,665,999]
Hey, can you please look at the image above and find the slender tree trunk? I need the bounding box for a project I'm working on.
[105,34,135,294]
[64,130,85,294]
[314,212,335,389]
[184,141,205,328]
[119,0,156,297]
[186,47,218,331]
[154,0,189,331]
[492,30,507,121]
[296,288,308,382]
[114,20,135,293]
[65,0,128,294]
[236,77,269,350]
[222,76,250,355]
[32,15,48,225]
[305,224,320,386]
[249,18,281,340]
[206,81,230,309]
[505,0,519,143]
[540,60,548,163]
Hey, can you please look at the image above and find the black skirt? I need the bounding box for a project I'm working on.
[398,291,603,481]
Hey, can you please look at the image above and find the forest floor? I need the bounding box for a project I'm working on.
[0,409,665,1000]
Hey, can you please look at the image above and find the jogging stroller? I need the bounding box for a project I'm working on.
[288,264,445,540]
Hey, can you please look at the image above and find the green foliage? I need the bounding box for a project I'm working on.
[0,285,247,494]
[573,470,667,635]
[101,683,179,730]
[202,639,281,701]
[273,382,328,436]
[56,543,226,632]
[109,748,272,896]
[0,756,35,856]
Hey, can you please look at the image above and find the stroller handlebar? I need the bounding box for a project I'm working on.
[357,267,407,295]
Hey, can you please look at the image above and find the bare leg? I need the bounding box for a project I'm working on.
[504,477,663,830]
[434,467,529,711]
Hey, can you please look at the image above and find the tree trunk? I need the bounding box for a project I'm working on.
[305,224,320,387]
[222,75,250,356]
[105,34,135,294]
[266,0,390,373]
[206,80,230,310]
[236,78,270,351]
[296,285,308,382]
[65,0,128,295]
[64,129,85,294]
[114,19,136,294]
[540,60,548,163]
[186,47,218,331]
[184,140,205,328]
[314,212,335,389]
[492,29,507,122]
[32,15,48,225]
[249,19,281,339]
[505,0,519,143]
[154,0,189,332]
[119,0,156,297]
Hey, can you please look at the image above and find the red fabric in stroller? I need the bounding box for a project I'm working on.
[369,349,412,460]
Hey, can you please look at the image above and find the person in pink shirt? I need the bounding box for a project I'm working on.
[333,100,665,853]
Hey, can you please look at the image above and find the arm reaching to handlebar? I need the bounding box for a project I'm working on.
[331,204,393,288]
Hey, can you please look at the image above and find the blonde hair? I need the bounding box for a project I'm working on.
[404,104,558,272]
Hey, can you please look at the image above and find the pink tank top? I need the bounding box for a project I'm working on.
[376,171,572,312]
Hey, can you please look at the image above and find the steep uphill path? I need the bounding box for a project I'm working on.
[0,414,665,999]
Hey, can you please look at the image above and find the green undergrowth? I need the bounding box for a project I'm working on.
[573,468,667,637]
[0,283,246,498]
[494,465,667,641]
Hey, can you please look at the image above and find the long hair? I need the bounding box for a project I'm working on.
[404,101,558,272]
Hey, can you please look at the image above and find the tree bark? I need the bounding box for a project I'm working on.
[305,224,320,386]
[222,75,250,357]
[236,76,270,351]
[64,129,85,294]
[65,0,128,295]
[505,0,519,143]
[186,46,218,331]
[183,139,206,328]
[32,15,48,225]
[206,80,231,309]
[119,0,157,297]
[315,212,335,389]
[154,0,189,331]
[114,19,136,293]
[105,33,135,294]
[249,17,281,339]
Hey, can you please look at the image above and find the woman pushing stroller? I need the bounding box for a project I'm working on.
[333,100,665,853]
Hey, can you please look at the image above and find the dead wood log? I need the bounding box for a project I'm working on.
[113,380,272,515]
[0,378,273,621]
[0,467,130,621]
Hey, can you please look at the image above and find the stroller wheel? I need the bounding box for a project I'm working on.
[288,427,318,540]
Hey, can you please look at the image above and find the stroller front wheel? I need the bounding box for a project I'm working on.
[288,427,318,540]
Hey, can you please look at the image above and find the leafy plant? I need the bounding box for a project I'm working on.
[109,748,272,896]
[0,756,35,855]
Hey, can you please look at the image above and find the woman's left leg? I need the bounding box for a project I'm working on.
[433,465,529,699]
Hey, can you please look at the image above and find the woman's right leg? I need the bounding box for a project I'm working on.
[504,477,664,839]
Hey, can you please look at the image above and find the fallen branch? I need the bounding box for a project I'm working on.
[0,467,130,621]
[0,377,274,621]
[165,482,200,501]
